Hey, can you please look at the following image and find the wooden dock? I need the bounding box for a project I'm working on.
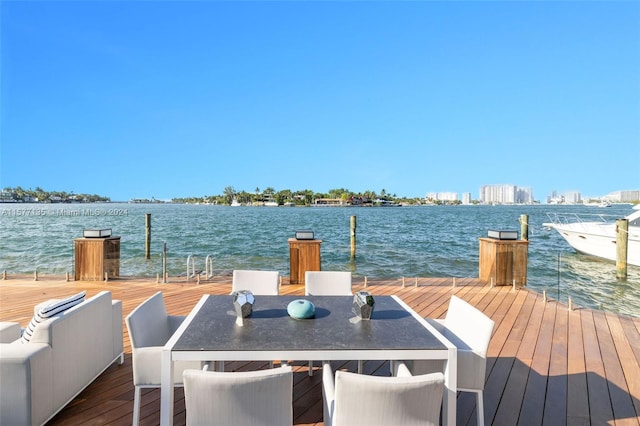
[1,274,639,425]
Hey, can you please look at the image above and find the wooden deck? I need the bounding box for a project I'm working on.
[1,274,639,425]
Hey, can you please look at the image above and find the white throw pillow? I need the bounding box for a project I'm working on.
[21,291,86,343]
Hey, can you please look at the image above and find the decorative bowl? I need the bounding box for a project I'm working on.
[287,299,316,319]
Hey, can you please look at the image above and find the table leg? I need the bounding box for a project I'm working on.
[443,347,457,426]
[160,349,175,426]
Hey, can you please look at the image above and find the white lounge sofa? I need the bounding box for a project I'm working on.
[0,290,124,426]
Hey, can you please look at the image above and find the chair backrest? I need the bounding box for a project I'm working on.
[444,295,495,358]
[305,271,352,296]
[231,270,280,295]
[333,370,444,426]
[183,366,293,426]
[125,291,173,348]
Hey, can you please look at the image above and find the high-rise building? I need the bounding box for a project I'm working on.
[606,190,640,202]
[564,191,581,204]
[479,184,534,204]
[425,192,459,202]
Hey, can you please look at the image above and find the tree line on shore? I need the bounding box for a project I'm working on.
[172,186,461,206]
[2,185,464,206]
[1,187,110,203]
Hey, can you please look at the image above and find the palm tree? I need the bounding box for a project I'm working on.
[223,186,235,205]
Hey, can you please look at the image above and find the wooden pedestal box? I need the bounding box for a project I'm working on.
[288,238,322,284]
[479,237,528,286]
[74,237,120,281]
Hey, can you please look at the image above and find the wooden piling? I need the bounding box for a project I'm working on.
[162,243,167,283]
[350,215,357,259]
[616,218,629,280]
[520,214,529,241]
[145,213,151,260]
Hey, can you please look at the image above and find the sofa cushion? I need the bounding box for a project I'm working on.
[21,291,86,344]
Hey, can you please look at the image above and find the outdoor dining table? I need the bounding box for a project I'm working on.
[160,294,457,426]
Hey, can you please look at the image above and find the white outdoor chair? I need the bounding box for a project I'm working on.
[231,269,280,369]
[231,269,280,295]
[304,271,358,375]
[392,295,495,426]
[305,271,352,296]
[322,361,444,426]
[125,291,202,426]
[183,365,293,426]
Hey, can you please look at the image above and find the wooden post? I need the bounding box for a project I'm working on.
[616,219,629,280]
[162,242,167,283]
[145,213,151,260]
[520,214,529,241]
[350,215,357,259]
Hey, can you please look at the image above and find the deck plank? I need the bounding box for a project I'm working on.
[491,291,538,425]
[518,299,557,426]
[566,309,589,425]
[582,310,615,424]
[594,311,640,425]
[1,274,639,425]
[543,300,569,424]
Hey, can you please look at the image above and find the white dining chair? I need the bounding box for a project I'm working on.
[304,271,358,375]
[231,269,280,295]
[230,269,280,369]
[183,365,293,426]
[392,295,495,426]
[125,291,202,426]
[322,361,444,426]
[305,271,352,296]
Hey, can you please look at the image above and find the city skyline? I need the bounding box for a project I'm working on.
[2,183,638,205]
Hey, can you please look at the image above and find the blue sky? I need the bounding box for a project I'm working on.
[1,1,639,202]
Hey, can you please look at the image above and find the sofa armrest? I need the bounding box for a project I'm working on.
[0,342,53,426]
[0,322,22,343]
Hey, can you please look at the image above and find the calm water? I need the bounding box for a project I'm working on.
[1,203,639,317]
